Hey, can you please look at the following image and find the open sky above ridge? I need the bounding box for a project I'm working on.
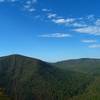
[0,0,100,61]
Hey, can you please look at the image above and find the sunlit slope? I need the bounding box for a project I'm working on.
[55,58,100,100]
[54,58,100,75]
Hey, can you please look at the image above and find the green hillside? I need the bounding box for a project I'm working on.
[54,58,100,100]
[0,55,92,100]
[70,76,100,100]
[54,58,100,75]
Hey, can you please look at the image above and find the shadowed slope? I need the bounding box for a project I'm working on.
[0,55,92,100]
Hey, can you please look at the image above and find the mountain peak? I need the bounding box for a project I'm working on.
[5,54,28,58]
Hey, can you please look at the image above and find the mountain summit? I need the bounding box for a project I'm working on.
[0,55,99,100]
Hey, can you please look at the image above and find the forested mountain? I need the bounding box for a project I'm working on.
[54,58,100,75]
[54,58,100,100]
[0,55,100,100]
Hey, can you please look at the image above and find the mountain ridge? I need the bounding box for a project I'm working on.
[0,54,99,100]
[1,54,100,62]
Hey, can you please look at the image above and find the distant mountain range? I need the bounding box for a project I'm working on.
[0,54,100,100]
[54,58,100,75]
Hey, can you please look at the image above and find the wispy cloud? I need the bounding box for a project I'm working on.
[0,0,20,2]
[9,0,18,2]
[39,33,71,38]
[23,0,37,12]
[52,18,75,25]
[81,39,97,43]
[0,0,37,12]
[47,13,76,25]
[73,15,100,35]
[42,8,51,12]
[72,22,87,27]
[86,15,95,21]
[88,44,100,48]
[74,26,100,35]
[95,19,100,26]
[0,0,37,3]
[47,13,57,19]
[28,8,36,12]
[45,12,89,27]
[45,12,100,36]
[52,18,66,24]
[1,0,100,37]
[81,39,100,49]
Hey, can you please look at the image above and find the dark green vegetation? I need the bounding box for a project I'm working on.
[0,88,10,100]
[54,58,100,100]
[0,55,100,100]
[54,58,100,75]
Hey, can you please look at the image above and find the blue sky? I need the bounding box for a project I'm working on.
[0,0,100,62]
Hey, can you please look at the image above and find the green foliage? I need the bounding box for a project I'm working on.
[0,55,100,100]
[55,58,100,100]
[0,88,10,100]
[54,58,100,75]
[70,77,100,100]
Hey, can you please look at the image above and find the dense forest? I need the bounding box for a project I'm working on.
[0,55,100,100]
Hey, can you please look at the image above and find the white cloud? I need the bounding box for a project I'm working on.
[0,0,37,13]
[65,18,75,23]
[0,0,37,3]
[46,13,89,27]
[25,0,37,4]
[74,26,100,35]
[47,13,57,19]
[71,15,100,35]
[0,0,18,2]
[52,18,75,25]
[23,0,37,12]
[52,18,66,24]
[87,15,95,20]
[28,8,36,12]
[89,44,100,48]
[72,22,87,27]
[45,13,100,36]
[95,19,100,26]
[81,39,97,43]
[23,4,30,9]
[44,11,77,25]
[42,9,51,12]
[39,33,71,38]
[1,0,100,38]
